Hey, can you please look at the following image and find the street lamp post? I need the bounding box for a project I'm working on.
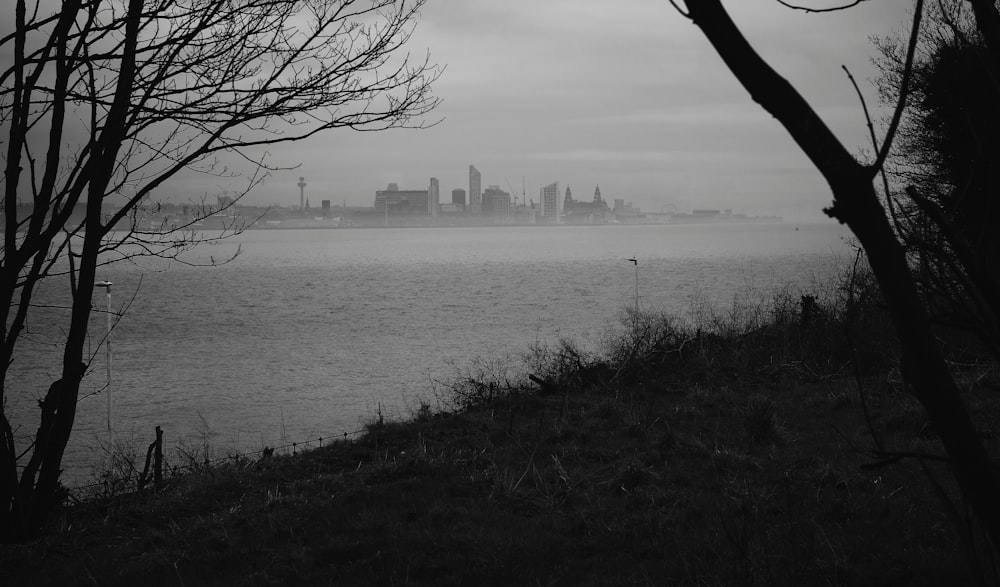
[625,258,639,311]
[95,280,113,445]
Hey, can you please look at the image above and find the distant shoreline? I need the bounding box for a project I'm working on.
[244,217,785,230]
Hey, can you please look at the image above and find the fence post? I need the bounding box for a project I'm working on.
[154,426,163,490]
[139,433,155,491]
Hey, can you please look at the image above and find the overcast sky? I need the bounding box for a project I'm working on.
[192,1,912,221]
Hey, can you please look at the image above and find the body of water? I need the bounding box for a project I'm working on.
[10,222,853,484]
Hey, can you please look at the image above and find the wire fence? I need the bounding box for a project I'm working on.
[66,423,372,500]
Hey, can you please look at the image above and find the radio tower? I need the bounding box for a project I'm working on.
[297,177,307,211]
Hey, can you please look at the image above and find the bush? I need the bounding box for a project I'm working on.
[602,308,690,379]
[439,352,528,411]
[442,253,904,410]
[524,337,601,391]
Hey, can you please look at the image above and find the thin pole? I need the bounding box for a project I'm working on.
[634,262,639,311]
[96,281,113,446]
[105,283,112,444]
[625,258,639,311]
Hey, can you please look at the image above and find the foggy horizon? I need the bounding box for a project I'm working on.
[146,1,909,224]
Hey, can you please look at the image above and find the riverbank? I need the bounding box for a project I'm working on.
[14,222,848,487]
[4,291,997,585]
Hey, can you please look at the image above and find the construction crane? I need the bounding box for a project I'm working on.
[505,179,518,207]
[505,177,532,208]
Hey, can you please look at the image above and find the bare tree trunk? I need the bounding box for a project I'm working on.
[1,0,439,540]
[684,0,1000,546]
[11,0,143,537]
[0,0,31,541]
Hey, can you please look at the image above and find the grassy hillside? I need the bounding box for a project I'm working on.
[4,281,998,585]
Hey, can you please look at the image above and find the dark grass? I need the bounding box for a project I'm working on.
[4,282,1000,585]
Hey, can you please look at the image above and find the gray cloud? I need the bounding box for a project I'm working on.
[147,1,912,221]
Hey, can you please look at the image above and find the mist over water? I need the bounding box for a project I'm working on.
[11,223,852,485]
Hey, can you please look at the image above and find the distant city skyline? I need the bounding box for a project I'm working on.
[361,168,644,223]
[156,2,909,223]
[295,160,645,218]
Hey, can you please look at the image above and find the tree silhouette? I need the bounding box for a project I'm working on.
[671,0,1000,547]
[874,2,1000,360]
[1,0,439,540]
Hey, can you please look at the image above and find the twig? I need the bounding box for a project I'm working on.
[667,0,691,19]
[870,0,925,175]
[774,0,867,13]
[843,245,887,456]
[842,63,906,251]
[512,448,537,493]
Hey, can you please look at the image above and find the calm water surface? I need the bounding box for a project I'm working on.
[11,223,852,484]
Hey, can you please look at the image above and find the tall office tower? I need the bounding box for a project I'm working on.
[493,189,513,224]
[482,185,512,224]
[469,165,482,214]
[540,182,560,222]
[428,177,440,216]
[452,188,466,207]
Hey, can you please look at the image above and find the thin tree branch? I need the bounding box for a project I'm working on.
[842,64,904,234]
[774,0,868,13]
[870,0,925,175]
[668,0,691,19]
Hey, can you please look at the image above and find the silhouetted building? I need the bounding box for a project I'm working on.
[374,183,429,215]
[540,182,560,222]
[469,165,482,214]
[429,177,440,216]
[482,185,513,224]
[613,197,642,219]
[563,184,610,224]
[452,188,466,207]
[321,200,331,218]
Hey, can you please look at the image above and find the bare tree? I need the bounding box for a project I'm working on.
[670,0,1000,546]
[1,0,439,540]
[873,1,1000,362]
